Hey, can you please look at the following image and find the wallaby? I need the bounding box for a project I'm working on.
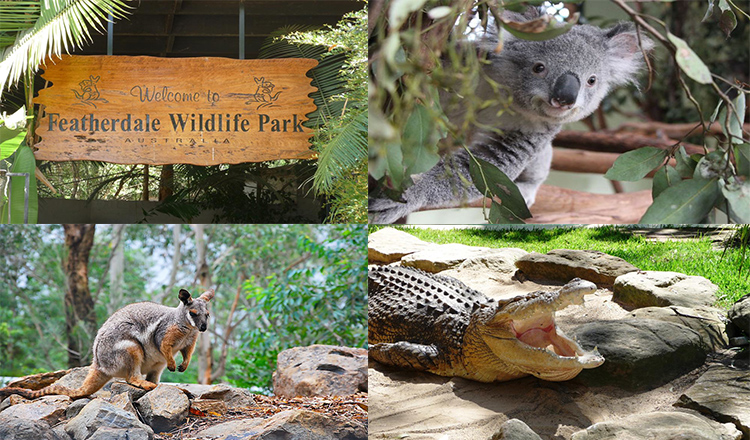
[0,288,214,400]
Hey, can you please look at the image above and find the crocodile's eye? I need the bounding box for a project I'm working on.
[532,63,546,74]
[587,75,597,86]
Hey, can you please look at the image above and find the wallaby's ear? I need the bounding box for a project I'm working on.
[178,289,193,305]
[198,289,215,302]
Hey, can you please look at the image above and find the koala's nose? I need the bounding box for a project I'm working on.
[550,72,580,109]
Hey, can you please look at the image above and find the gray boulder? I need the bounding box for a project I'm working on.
[87,427,151,440]
[515,249,638,286]
[198,384,255,409]
[108,381,149,402]
[572,319,708,390]
[728,294,750,340]
[570,411,741,440]
[491,418,543,440]
[629,306,728,351]
[195,409,366,440]
[0,394,71,426]
[64,398,90,420]
[613,271,718,309]
[676,364,750,438]
[134,384,189,433]
[368,227,432,264]
[64,398,153,440]
[0,417,58,440]
[108,392,137,417]
[273,345,367,397]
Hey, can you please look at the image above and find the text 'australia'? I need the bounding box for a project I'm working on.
[47,113,307,133]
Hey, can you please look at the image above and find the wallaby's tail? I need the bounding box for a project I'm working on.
[0,367,110,400]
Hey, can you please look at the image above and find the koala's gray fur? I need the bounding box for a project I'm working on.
[369,10,653,223]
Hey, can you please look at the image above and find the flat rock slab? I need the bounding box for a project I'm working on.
[676,364,750,438]
[368,228,432,264]
[440,248,529,296]
[629,306,728,352]
[570,411,742,440]
[400,243,492,272]
[0,395,70,425]
[495,418,543,440]
[0,417,58,440]
[5,369,70,390]
[572,319,707,390]
[613,271,719,309]
[515,249,638,286]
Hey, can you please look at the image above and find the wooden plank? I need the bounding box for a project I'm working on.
[34,55,318,165]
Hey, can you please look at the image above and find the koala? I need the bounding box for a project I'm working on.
[369,10,653,223]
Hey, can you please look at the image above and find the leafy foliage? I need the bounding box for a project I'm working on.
[228,224,367,393]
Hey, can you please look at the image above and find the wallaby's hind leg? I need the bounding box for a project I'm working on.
[120,344,157,391]
[65,367,111,399]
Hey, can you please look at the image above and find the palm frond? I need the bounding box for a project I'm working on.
[312,104,367,192]
[0,0,132,92]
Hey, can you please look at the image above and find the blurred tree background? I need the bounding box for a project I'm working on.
[0,224,367,393]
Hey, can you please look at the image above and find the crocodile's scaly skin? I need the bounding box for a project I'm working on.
[369,265,604,382]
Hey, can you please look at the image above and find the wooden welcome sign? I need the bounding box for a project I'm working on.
[34,56,318,165]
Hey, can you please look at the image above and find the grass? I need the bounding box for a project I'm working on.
[370,225,750,307]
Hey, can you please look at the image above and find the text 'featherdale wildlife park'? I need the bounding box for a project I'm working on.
[34,56,318,165]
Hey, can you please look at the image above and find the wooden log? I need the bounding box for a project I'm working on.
[34,55,318,165]
[617,121,750,139]
[553,130,704,156]
[551,147,676,177]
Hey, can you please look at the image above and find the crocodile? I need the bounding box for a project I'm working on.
[368,265,604,382]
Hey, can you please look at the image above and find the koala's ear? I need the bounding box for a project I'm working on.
[603,22,653,87]
[178,289,193,305]
[198,289,215,303]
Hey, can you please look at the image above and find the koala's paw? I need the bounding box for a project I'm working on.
[178,363,188,372]
[368,196,414,224]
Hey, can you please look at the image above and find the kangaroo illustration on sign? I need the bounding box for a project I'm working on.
[244,77,282,109]
[72,75,108,108]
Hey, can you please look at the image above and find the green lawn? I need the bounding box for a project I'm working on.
[370,226,749,307]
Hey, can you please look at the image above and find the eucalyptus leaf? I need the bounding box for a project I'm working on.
[389,0,428,31]
[735,143,750,176]
[604,147,667,181]
[640,177,720,224]
[667,33,713,84]
[727,92,746,145]
[468,156,531,221]
[402,104,441,177]
[500,15,578,42]
[0,143,38,224]
[721,179,750,223]
[719,8,738,37]
[652,165,681,199]
[385,141,405,191]
[702,0,716,22]
[427,6,452,20]
[675,146,698,178]
[489,200,525,224]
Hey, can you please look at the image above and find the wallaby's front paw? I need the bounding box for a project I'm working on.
[178,363,188,372]
[369,196,413,224]
[167,363,177,372]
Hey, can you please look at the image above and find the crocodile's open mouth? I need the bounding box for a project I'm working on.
[511,314,581,358]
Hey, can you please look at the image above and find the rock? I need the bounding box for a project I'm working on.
[629,306,728,351]
[0,394,28,412]
[676,364,750,438]
[6,369,70,390]
[64,398,153,440]
[87,427,151,440]
[108,393,136,417]
[572,319,707,390]
[169,383,214,397]
[515,249,638,286]
[400,243,491,272]
[191,399,227,415]
[491,418,543,440]
[64,399,90,420]
[613,271,718,309]
[571,411,742,440]
[273,345,367,397]
[368,227,432,264]
[134,384,189,433]
[440,248,529,295]
[108,381,148,402]
[198,384,255,408]
[728,293,750,338]
[0,417,58,440]
[195,409,366,440]
[0,395,71,426]
[52,424,72,440]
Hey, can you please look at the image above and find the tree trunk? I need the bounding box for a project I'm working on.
[158,165,175,201]
[62,224,97,368]
[108,225,126,315]
[192,224,214,384]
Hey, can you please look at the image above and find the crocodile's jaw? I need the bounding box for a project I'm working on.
[481,312,604,382]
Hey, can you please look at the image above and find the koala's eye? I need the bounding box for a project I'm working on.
[532,63,546,74]
[587,75,597,86]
